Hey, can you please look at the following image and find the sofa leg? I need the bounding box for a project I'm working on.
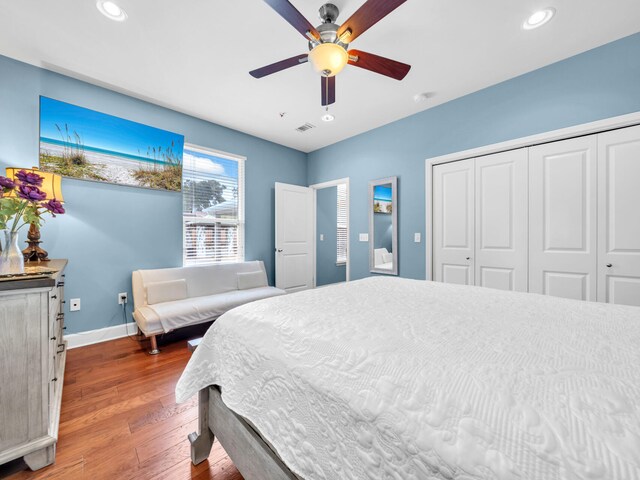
[149,335,160,355]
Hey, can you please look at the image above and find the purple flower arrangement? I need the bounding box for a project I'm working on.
[0,169,65,234]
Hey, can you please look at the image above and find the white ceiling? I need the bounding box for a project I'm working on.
[1,1,639,153]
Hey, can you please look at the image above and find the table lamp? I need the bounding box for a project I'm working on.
[5,167,64,262]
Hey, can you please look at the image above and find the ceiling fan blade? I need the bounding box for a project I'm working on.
[263,0,321,41]
[321,76,336,106]
[250,54,309,78]
[348,50,411,80]
[337,0,406,43]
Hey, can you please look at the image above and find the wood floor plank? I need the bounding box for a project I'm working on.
[1,337,245,480]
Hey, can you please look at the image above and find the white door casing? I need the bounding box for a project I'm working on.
[275,182,314,292]
[474,149,529,291]
[529,136,598,301]
[597,125,640,307]
[433,159,475,285]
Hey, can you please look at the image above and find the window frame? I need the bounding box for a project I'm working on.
[336,183,348,266]
[182,143,246,266]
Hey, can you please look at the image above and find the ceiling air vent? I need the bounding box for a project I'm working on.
[295,123,316,133]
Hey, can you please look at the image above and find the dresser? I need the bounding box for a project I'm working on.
[0,260,67,471]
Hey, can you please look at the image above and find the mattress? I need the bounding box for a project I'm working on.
[176,277,640,480]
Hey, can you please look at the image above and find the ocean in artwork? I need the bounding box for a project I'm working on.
[39,97,185,191]
[373,184,392,214]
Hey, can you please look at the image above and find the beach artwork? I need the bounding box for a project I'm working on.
[39,97,184,191]
[373,184,392,214]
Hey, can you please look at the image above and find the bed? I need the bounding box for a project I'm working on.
[176,277,640,480]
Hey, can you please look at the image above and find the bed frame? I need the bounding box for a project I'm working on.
[189,386,299,479]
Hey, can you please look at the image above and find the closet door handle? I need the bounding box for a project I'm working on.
[606,263,612,268]
[466,257,471,260]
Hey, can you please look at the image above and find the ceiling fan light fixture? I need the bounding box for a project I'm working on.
[523,8,555,30]
[321,113,335,122]
[308,43,348,77]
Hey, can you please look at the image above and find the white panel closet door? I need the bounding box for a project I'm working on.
[474,149,528,291]
[433,159,474,285]
[597,125,640,306]
[529,136,598,301]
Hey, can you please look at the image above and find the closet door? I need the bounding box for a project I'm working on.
[433,159,474,285]
[474,149,528,291]
[529,136,598,301]
[597,125,640,306]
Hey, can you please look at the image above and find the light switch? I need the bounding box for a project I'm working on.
[320,234,324,241]
[414,233,421,243]
[359,233,369,242]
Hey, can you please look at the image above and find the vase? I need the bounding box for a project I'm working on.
[0,231,25,275]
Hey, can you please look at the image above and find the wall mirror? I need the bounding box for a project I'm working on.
[369,176,398,275]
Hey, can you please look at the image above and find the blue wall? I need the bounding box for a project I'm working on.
[0,55,307,334]
[315,186,345,286]
[2,32,640,334]
[307,32,640,281]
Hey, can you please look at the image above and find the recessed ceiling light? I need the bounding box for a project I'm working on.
[523,8,555,30]
[321,113,335,122]
[97,0,127,21]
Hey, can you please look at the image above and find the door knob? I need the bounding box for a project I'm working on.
[466,257,471,260]
[275,249,283,253]
[606,263,612,268]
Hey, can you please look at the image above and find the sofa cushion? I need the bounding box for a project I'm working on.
[135,261,268,303]
[237,270,267,290]
[147,286,286,333]
[146,279,188,305]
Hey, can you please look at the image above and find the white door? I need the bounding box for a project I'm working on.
[597,125,640,306]
[433,159,475,285]
[474,149,528,291]
[275,182,314,292]
[529,136,598,301]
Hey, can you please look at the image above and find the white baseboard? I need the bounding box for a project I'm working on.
[65,322,138,349]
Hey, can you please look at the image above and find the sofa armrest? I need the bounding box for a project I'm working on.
[132,270,146,311]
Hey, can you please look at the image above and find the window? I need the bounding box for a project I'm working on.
[336,183,347,264]
[182,145,245,265]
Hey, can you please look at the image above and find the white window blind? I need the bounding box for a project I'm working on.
[182,145,245,266]
[337,183,347,264]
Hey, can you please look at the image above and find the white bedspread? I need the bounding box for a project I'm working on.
[176,277,640,480]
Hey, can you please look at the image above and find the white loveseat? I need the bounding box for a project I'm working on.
[132,261,285,353]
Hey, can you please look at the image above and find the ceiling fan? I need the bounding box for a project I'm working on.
[250,0,411,107]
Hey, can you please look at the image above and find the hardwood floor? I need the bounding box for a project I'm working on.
[0,336,243,480]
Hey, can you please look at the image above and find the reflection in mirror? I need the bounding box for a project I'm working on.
[369,177,398,275]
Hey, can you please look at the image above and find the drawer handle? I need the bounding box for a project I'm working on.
[57,344,66,354]
[51,295,57,300]
[606,263,613,268]
[50,336,57,341]
[57,282,65,287]
[61,300,66,304]
[52,377,58,382]
[63,326,67,330]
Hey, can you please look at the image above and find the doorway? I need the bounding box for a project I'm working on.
[311,178,350,287]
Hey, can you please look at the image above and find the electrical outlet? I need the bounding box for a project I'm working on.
[414,233,421,243]
[359,233,369,242]
[70,298,81,311]
[320,234,324,241]
[118,292,128,305]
